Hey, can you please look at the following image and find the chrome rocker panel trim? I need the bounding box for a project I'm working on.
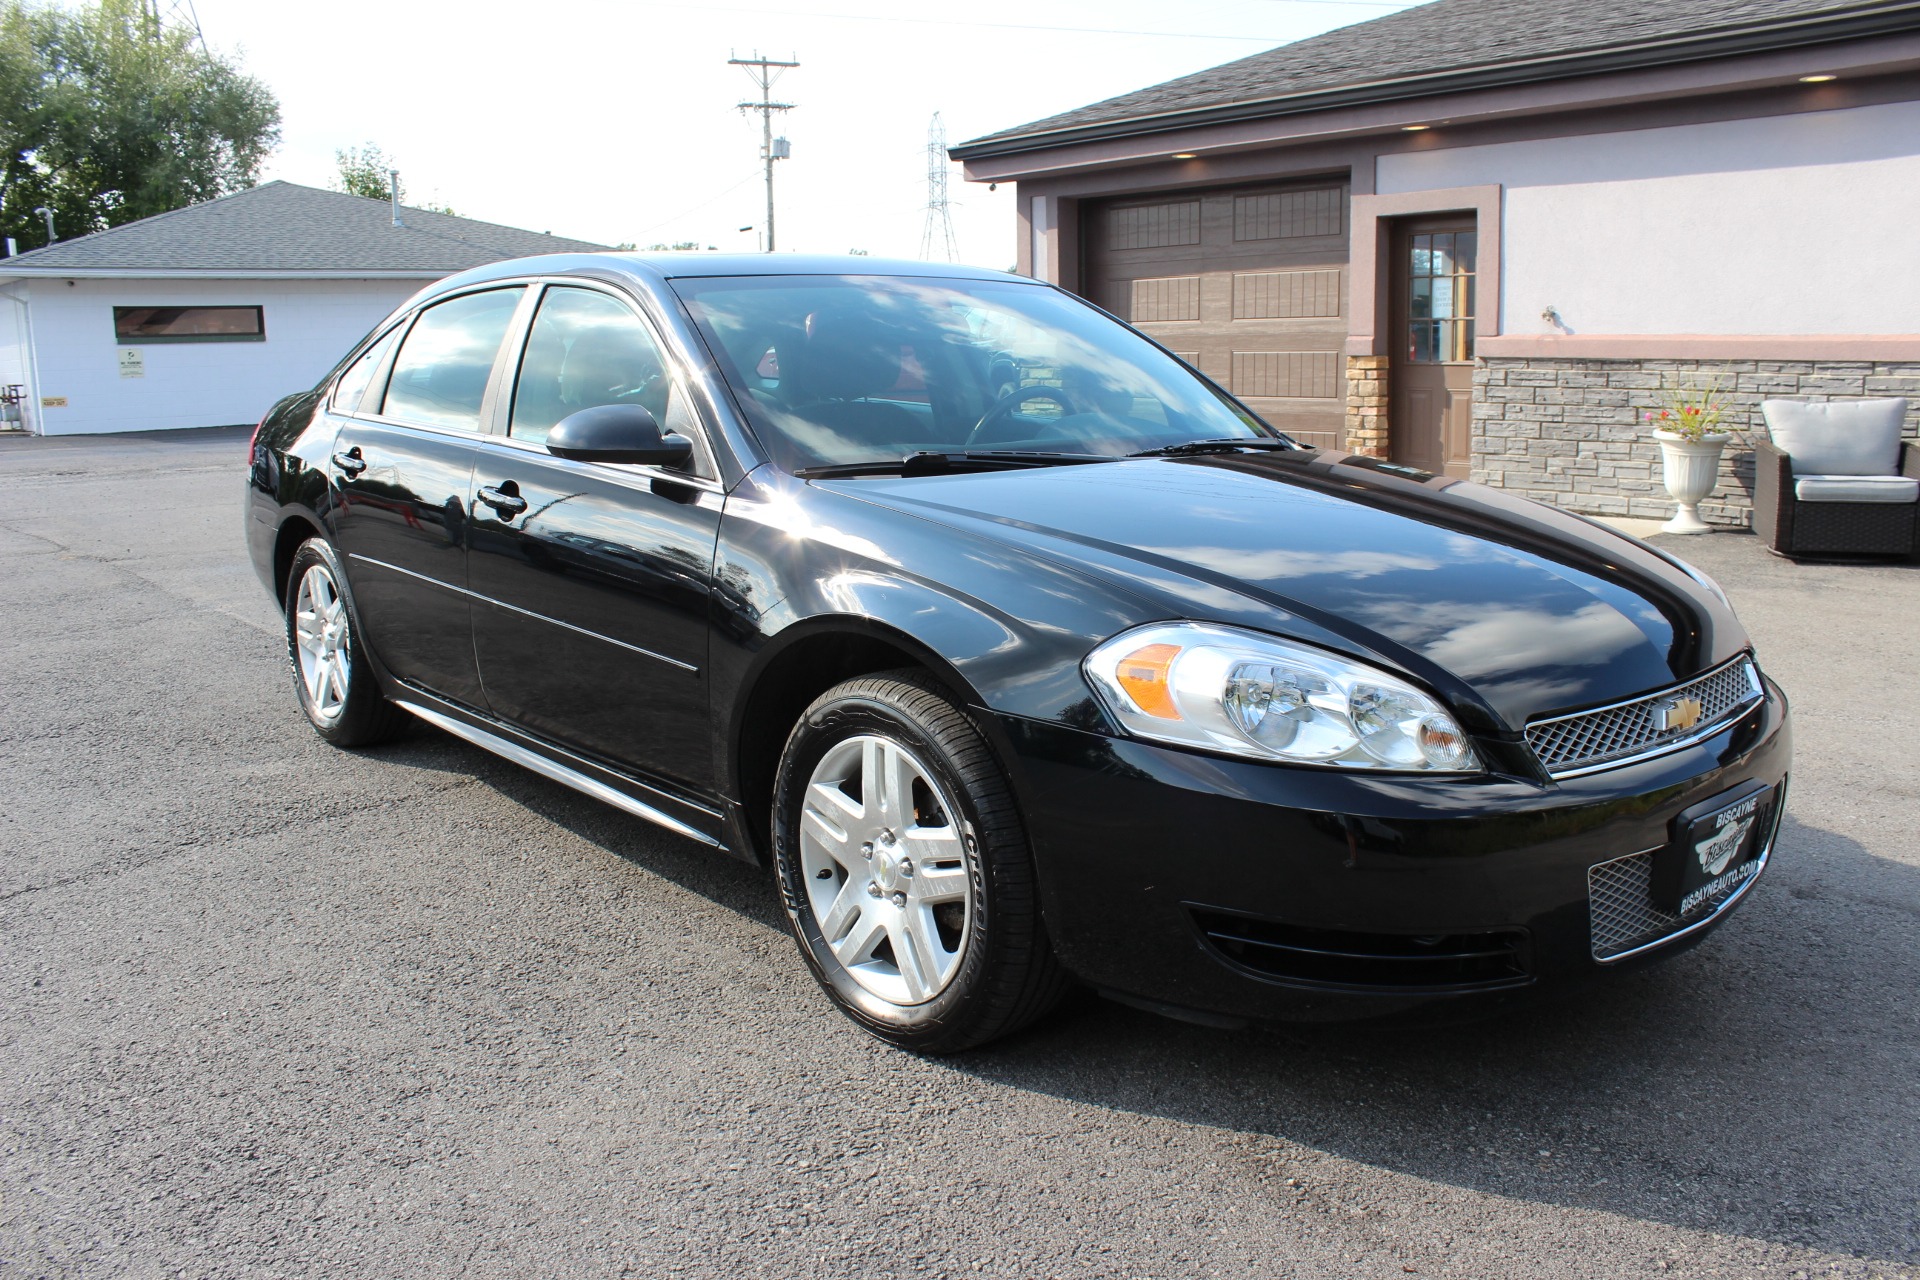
[396,699,725,849]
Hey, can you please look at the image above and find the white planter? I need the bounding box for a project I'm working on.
[1653,430,1730,534]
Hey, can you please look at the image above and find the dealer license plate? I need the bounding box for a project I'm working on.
[1653,782,1772,915]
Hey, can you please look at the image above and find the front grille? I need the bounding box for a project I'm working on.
[1526,657,1763,778]
[1587,780,1784,961]
[1190,909,1531,992]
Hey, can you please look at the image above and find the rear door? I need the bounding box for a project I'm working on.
[328,285,527,709]
[466,282,723,794]
[1081,180,1349,448]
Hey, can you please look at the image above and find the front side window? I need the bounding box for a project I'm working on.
[114,305,264,343]
[382,287,524,431]
[510,287,670,446]
[671,275,1276,473]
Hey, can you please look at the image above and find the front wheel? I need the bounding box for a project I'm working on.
[284,537,407,747]
[772,670,1070,1052]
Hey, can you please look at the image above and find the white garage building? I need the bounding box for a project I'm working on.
[0,181,606,436]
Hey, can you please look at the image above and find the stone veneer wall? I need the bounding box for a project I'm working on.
[1344,355,1389,459]
[1470,359,1920,526]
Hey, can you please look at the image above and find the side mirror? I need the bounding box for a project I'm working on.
[546,403,694,467]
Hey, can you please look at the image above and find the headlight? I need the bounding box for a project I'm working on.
[1083,622,1480,772]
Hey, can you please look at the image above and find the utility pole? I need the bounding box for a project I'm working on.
[920,113,959,263]
[730,52,797,253]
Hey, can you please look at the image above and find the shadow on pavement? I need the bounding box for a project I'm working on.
[377,728,1920,1269]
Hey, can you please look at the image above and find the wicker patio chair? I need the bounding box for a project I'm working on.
[1754,398,1918,558]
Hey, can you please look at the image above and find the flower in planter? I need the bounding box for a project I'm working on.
[1644,376,1740,443]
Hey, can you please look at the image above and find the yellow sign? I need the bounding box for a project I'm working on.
[40,395,67,407]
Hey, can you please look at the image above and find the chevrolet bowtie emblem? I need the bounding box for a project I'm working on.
[1657,696,1705,733]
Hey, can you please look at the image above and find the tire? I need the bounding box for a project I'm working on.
[284,537,408,747]
[772,669,1070,1052]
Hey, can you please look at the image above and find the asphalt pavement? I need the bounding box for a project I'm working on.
[2,427,1916,1279]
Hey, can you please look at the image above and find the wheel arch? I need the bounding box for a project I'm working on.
[272,512,329,609]
[725,616,1015,866]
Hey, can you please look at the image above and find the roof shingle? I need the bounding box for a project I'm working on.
[957,0,1903,153]
[0,180,608,274]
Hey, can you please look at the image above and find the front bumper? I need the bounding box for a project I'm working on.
[999,678,1791,1025]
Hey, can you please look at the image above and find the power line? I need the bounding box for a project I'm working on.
[142,0,206,49]
[629,168,767,241]
[920,113,959,263]
[731,52,798,253]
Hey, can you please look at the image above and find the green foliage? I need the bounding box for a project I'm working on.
[333,142,391,201]
[0,0,280,251]
[333,142,456,216]
[645,241,700,251]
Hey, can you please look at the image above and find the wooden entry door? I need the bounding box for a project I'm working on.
[1388,218,1477,478]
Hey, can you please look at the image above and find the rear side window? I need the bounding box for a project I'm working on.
[330,326,400,414]
[382,288,524,431]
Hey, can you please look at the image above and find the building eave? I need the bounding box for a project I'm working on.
[0,267,452,282]
[950,0,1920,161]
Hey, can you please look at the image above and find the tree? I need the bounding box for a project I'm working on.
[0,0,280,252]
[333,142,391,201]
[333,142,456,216]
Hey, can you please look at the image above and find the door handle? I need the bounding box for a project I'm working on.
[332,448,367,477]
[476,482,528,518]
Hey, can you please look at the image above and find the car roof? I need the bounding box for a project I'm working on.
[418,252,1039,296]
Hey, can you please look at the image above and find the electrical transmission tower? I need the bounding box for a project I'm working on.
[143,0,206,49]
[920,113,959,263]
[730,53,797,253]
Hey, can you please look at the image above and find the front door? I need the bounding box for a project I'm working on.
[1388,219,1476,478]
[466,284,721,794]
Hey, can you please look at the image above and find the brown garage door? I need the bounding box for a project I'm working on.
[1081,180,1349,449]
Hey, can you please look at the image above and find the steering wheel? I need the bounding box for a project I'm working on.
[964,386,1078,448]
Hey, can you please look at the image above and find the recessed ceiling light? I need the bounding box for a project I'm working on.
[1402,124,1430,132]
[1170,152,1198,159]
[1799,73,1838,82]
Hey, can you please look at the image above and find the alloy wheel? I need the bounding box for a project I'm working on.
[798,733,973,1005]
[293,563,351,724]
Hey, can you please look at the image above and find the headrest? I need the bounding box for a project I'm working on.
[782,310,901,402]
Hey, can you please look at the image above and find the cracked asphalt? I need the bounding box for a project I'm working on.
[2,427,1916,1279]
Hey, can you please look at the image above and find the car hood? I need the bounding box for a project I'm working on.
[825,450,1747,733]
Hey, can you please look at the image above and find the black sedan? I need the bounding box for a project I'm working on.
[245,254,1790,1052]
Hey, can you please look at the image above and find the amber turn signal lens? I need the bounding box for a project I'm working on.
[1115,643,1183,719]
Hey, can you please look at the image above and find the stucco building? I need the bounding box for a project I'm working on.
[953,0,1920,525]
[0,181,605,436]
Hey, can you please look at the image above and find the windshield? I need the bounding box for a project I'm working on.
[670,274,1281,472]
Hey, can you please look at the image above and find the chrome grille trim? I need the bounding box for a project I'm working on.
[1587,780,1784,963]
[1526,656,1764,779]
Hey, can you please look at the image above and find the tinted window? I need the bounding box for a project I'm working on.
[330,326,399,414]
[510,287,669,446]
[671,275,1274,472]
[383,288,524,431]
[113,305,263,342]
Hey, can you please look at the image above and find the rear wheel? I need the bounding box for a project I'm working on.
[284,537,407,747]
[772,670,1069,1052]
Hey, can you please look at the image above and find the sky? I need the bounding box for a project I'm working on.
[174,0,1420,268]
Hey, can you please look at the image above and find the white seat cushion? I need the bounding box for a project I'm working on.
[1763,398,1908,475]
[1793,474,1920,504]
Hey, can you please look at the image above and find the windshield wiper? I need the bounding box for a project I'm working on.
[795,450,1112,480]
[1127,437,1300,458]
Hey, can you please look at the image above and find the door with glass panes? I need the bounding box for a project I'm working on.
[1388,218,1476,478]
